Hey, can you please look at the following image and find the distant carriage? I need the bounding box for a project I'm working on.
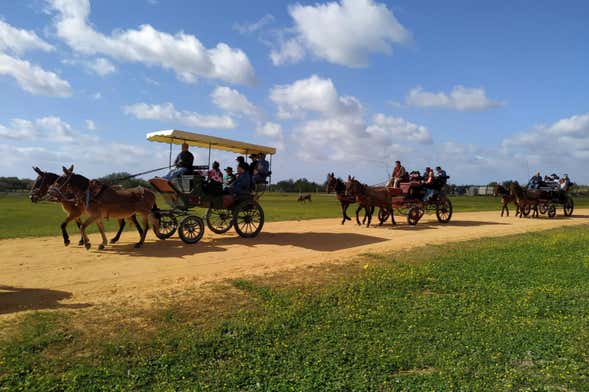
[522,186,574,218]
[146,130,275,244]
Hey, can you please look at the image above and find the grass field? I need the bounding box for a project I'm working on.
[2,192,587,239]
[1,225,589,390]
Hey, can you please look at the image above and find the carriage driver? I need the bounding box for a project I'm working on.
[387,160,407,188]
[164,143,194,179]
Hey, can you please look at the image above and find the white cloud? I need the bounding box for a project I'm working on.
[0,53,72,96]
[123,102,236,129]
[270,74,362,119]
[256,122,283,138]
[234,14,275,34]
[0,20,54,54]
[211,86,259,118]
[87,57,116,76]
[47,0,255,85]
[406,85,504,111]
[272,0,410,67]
[367,114,432,144]
[0,116,92,143]
[85,119,96,130]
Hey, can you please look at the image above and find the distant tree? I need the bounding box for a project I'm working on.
[0,177,34,192]
[269,178,323,193]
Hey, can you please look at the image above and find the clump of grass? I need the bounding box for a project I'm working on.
[2,225,589,390]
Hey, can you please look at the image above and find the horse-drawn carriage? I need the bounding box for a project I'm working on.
[522,187,574,218]
[345,175,453,226]
[146,130,275,244]
[384,177,453,225]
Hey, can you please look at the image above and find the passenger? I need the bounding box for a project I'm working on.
[423,167,435,201]
[248,153,258,176]
[236,156,250,173]
[164,143,194,179]
[207,161,223,194]
[230,162,252,196]
[252,153,270,184]
[223,166,236,189]
[560,174,571,191]
[435,166,447,179]
[388,160,407,188]
[208,161,223,184]
[527,172,542,189]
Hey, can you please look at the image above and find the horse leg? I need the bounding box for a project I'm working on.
[356,206,363,225]
[80,216,96,250]
[60,215,75,246]
[131,214,144,237]
[340,202,351,224]
[75,219,85,245]
[135,214,149,248]
[96,219,108,250]
[110,219,126,244]
[390,209,396,225]
[366,206,374,227]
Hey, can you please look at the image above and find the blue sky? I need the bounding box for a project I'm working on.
[0,0,588,184]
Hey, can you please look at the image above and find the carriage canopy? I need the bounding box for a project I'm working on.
[146,129,276,155]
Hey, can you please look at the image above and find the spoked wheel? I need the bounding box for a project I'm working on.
[563,197,574,216]
[206,208,233,234]
[234,201,264,238]
[378,208,391,225]
[178,215,205,244]
[539,203,548,215]
[153,212,177,240]
[435,198,453,224]
[521,204,531,217]
[407,207,423,226]
[547,204,556,218]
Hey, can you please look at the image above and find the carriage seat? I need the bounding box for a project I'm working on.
[398,181,422,194]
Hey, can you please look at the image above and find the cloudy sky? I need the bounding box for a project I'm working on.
[0,0,588,184]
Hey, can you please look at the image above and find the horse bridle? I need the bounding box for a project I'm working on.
[48,171,77,202]
[30,172,51,201]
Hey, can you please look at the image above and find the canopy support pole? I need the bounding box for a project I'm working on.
[168,142,172,168]
[208,143,211,169]
[269,154,273,192]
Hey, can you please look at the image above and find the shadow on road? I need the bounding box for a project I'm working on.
[0,285,90,315]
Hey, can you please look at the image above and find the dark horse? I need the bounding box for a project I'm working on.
[297,193,312,203]
[30,166,142,246]
[493,183,519,217]
[326,173,353,224]
[48,165,156,249]
[509,182,539,218]
[345,176,396,227]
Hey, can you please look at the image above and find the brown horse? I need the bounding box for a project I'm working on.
[30,167,142,246]
[326,173,353,224]
[48,166,157,249]
[345,176,396,227]
[297,193,312,203]
[493,183,519,217]
[509,182,539,218]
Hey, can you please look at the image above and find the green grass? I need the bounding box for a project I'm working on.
[3,192,588,240]
[2,225,589,390]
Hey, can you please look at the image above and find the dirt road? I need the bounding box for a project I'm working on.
[2,210,588,315]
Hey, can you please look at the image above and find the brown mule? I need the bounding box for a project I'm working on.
[30,167,142,246]
[345,176,396,227]
[326,173,354,224]
[509,182,539,218]
[493,183,519,217]
[48,165,156,250]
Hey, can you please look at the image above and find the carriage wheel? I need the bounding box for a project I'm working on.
[547,204,556,218]
[153,212,177,240]
[539,203,548,215]
[234,201,264,238]
[407,207,422,226]
[436,198,453,224]
[206,208,233,234]
[378,208,391,224]
[521,204,531,217]
[563,197,574,216]
[178,215,204,244]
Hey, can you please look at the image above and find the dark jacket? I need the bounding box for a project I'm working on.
[174,150,194,169]
[232,172,251,195]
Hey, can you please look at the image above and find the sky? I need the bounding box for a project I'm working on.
[0,0,588,185]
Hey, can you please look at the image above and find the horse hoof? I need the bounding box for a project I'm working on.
[78,240,84,246]
[85,242,91,250]
[64,240,70,247]
[98,244,105,250]
[134,243,142,248]
[110,239,118,244]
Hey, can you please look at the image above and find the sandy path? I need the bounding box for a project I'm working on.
[1,210,588,315]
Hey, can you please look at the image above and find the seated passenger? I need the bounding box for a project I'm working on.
[387,160,407,188]
[252,153,270,184]
[164,143,194,179]
[223,166,236,189]
[527,172,542,189]
[423,167,435,201]
[230,162,251,196]
[560,174,571,191]
[207,161,223,194]
[236,156,250,173]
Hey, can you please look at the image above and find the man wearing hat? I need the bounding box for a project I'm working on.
[248,153,258,176]
[236,156,249,173]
